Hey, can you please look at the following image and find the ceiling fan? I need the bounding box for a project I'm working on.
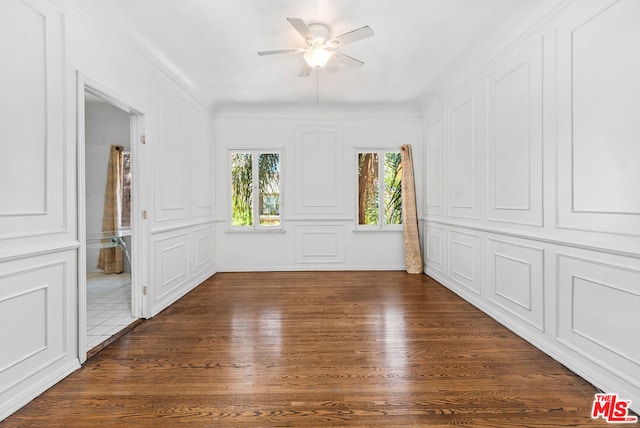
[258,18,374,77]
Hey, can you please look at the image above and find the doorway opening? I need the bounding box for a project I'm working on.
[77,75,146,362]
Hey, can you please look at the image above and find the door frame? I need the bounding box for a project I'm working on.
[76,72,148,363]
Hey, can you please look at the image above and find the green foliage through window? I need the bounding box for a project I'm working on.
[231,151,280,227]
[358,151,402,227]
[231,153,252,226]
[384,152,402,225]
[258,153,280,226]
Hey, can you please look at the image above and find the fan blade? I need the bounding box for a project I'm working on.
[298,63,312,77]
[329,25,374,47]
[333,51,364,68]
[287,18,313,41]
[257,48,304,56]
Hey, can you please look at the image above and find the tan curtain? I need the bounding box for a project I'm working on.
[400,144,423,274]
[97,145,124,273]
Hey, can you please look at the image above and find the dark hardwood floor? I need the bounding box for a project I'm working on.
[2,271,611,427]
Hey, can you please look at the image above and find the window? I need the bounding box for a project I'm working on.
[357,150,402,229]
[120,150,131,228]
[230,150,281,229]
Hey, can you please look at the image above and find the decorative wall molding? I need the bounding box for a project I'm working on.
[0,0,66,243]
[191,226,214,279]
[486,35,544,226]
[294,127,344,215]
[425,225,444,274]
[448,230,481,294]
[0,285,48,375]
[423,0,640,410]
[150,219,216,235]
[295,225,345,264]
[153,89,190,223]
[556,0,640,236]
[557,253,640,389]
[446,84,483,220]
[487,237,544,331]
[425,118,444,216]
[153,232,190,304]
[188,114,214,218]
[423,218,640,260]
[0,241,80,264]
[0,251,75,409]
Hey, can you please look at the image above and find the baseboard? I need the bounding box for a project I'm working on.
[150,268,216,317]
[217,264,407,272]
[0,359,80,422]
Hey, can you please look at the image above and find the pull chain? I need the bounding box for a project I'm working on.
[315,68,320,112]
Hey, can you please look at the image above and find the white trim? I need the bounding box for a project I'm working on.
[423,218,640,260]
[76,72,147,364]
[227,149,284,231]
[150,219,215,235]
[354,148,404,231]
[0,359,79,422]
[0,241,80,264]
[225,229,286,235]
[218,264,406,272]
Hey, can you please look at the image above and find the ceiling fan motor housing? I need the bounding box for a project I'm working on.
[307,23,331,46]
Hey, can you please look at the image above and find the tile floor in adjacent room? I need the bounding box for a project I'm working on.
[86,271,137,351]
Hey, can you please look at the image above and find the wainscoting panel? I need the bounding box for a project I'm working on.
[425,118,443,216]
[191,226,214,279]
[295,225,345,264]
[0,251,76,406]
[153,232,190,305]
[557,0,640,235]
[295,127,344,215]
[557,253,640,388]
[448,230,481,294]
[424,225,444,274]
[0,0,65,242]
[487,238,544,331]
[487,35,543,226]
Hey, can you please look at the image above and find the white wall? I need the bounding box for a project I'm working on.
[214,112,423,271]
[147,85,214,314]
[423,0,640,412]
[0,0,214,420]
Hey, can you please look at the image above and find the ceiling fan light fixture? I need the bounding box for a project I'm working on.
[303,48,332,69]
[258,18,374,75]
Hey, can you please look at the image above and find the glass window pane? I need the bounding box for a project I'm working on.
[120,151,132,228]
[231,153,253,226]
[358,152,379,225]
[258,153,280,226]
[384,152,402,225]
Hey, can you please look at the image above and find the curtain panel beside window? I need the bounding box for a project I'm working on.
[97,145,124,273]
[400,144,422,274]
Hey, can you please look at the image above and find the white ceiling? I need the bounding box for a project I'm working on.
[71,0,561,111]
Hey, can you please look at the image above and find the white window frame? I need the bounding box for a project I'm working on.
[355,149,403,232]
[228,149,283,231]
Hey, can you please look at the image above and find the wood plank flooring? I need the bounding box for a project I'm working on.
[2,272,612,427]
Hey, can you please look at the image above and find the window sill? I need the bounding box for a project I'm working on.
[352,227,403,233]
[225,228,286,234]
